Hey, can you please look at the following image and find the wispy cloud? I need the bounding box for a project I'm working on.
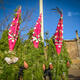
[68,12,72,16]
[68,11,80,16]
[73,12,80,15]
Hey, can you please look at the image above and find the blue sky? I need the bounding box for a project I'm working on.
[0,0,80,40]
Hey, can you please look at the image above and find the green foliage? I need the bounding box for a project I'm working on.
[0,28,45,80]
[0,29,71,80]
[0,4,72,80]
[45,39,71,80]
[0,30,9,52]
[44,32,71,80]
[21,29,45,80]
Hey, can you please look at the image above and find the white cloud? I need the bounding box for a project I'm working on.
[73,12,80,15]
[68,11,80,16]
[68,12,72,16]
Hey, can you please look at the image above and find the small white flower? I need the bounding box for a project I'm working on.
[36,40,38,43]
[61,24,63,27]
[14,34,16,36]
[8,33,13,37]
[36,22,38,24]
[32,36,35,38]
[60,30,63,33]
[59,40,62,42]
[38,35,40,37]
[55,40,58,42]
[58,25,60,27]
[13,18,15,20]
[61,17,63,19]
[55,43,58,45]
[10,24,12,27]
[56,30,58,32]
[12,57,18,63]
[49,62,52,65]
[17,21,18,23]
[39,17,40,19]
[15,39,17,41]
[9,30,11,32]
[8,38,12,40]
[12,39,14,42]
[38,38,40,41]
[55,36,57,38]
[35,37,37,41]
[32,36,34,38]
[33,38,35,41]
[58,45,61,48]
[33,32,35,34]
[4,57,12,64]
[33,37,37,41]
[34,27,36,29]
